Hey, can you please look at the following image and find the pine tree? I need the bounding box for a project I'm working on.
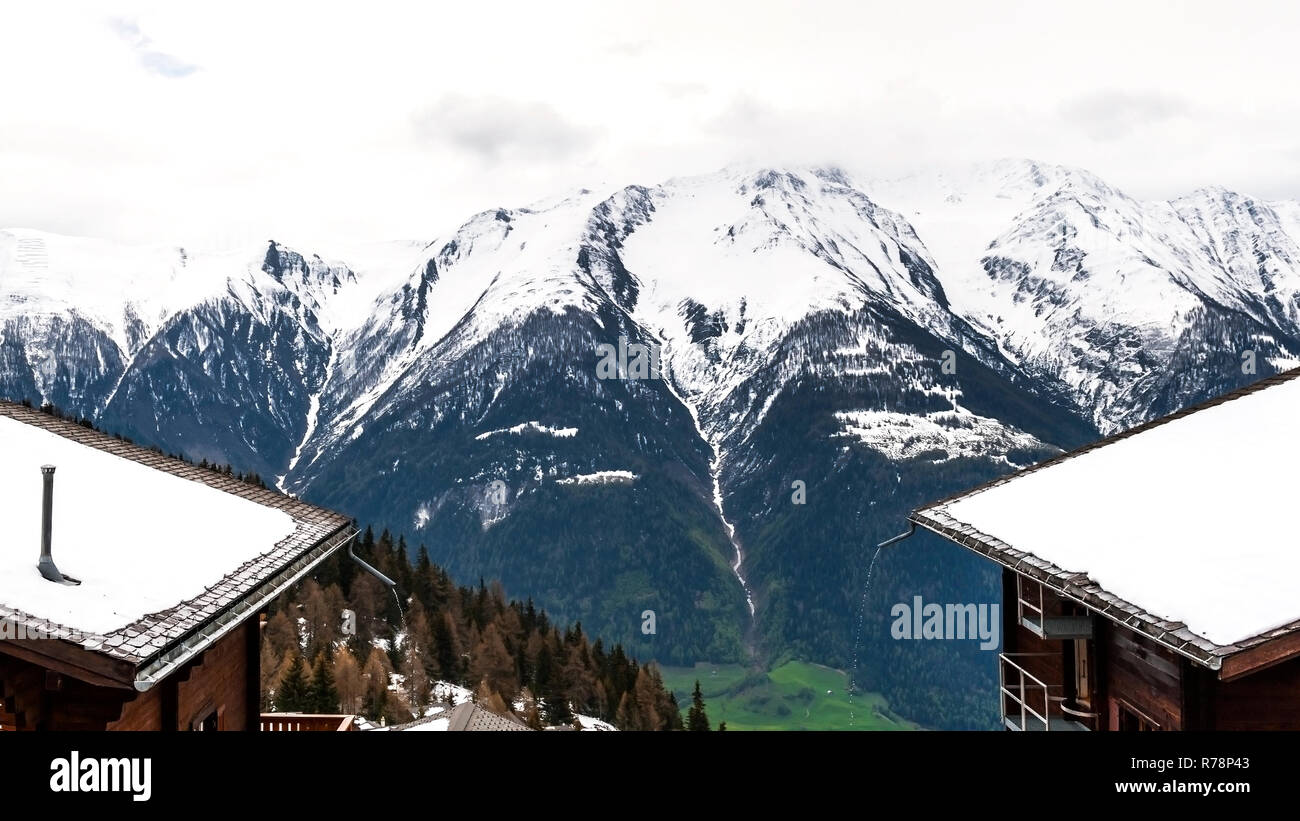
[309,651,340,713]
[666,692,684,731]
[687,680,710,731]
[543,685,575,726]
[275,652,311,712]
[432,611,458,683]
[413,544,434,608]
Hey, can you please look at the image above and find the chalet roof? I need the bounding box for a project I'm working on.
[387,701,533,731]
[911,368,1300,679]
[0,401,355,690]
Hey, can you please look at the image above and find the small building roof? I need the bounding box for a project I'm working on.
[386,701,533,731]
[0,401,355,690]
[911,368,1300,678]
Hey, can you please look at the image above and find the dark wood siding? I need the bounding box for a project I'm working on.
[1105,629,1183,730]
[110,685,163,730]
[2,616,256,731]
[1213,655,1300,730]
[176,623,251,731]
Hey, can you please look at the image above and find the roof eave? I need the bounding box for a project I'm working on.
[129,524,358,691]
[909,508,1227,671]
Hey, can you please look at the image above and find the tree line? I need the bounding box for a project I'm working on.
[262,526,693,731]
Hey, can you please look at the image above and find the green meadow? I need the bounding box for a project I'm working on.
[659,660,918,731]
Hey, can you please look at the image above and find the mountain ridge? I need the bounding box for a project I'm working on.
[3,159,1297,725]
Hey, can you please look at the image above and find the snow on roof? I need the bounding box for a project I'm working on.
[0,403,352,673]
[0,414,295,634]
[914,370,1300,648]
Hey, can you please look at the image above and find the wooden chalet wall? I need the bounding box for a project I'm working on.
[1213,655,1300,730]
[1,618,259,731]
[1104,628,1183,729]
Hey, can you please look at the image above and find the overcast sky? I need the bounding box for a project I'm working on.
[3,0,1298,252]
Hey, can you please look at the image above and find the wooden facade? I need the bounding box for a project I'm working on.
[1,619,260,731]
[1000,568,1300,731]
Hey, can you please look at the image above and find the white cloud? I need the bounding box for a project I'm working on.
[413,95,596,162]
[108,15,199,78]
[1060,91,1193,141]
[0,0,1298,251]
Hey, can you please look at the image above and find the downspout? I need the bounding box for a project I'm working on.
[348,541,396,587]
[348,540,405,626]
[876,520,916,550]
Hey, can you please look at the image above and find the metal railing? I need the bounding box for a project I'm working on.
[999,653,1057,731]
[260,713,357,732]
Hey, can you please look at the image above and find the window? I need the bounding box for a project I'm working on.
[191,706,222,731]
[1116,701,1159,731]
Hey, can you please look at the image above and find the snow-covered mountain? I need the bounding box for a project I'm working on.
[0,231,406,476]
[868,159,1300,432]
[3,160,1298,718]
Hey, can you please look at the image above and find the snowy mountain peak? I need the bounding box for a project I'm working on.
[4,160,1300,683]
[5,157,1300,452]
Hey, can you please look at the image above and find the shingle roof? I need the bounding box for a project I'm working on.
[0,401,355,688]
[445,701,532,731]
[387,701,534,731]
[911,367,1300,677]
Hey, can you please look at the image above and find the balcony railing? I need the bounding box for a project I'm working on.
[999,653,1089,731]
[1015,576,1093,639]
[260,713,357,731]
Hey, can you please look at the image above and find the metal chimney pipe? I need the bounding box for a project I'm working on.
[37,465,79,586]
[40,465,55,561]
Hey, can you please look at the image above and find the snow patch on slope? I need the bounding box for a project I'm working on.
[834,410,1053,466]
[476,421,578,441]
[556,470,637,485]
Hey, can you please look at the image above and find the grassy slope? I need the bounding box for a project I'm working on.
[660,660,918,731]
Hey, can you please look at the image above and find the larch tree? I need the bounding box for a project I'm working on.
[333,646,363,715]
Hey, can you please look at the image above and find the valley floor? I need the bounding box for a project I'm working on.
[659,660,917,731]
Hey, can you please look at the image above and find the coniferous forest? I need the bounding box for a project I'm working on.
[260,525,687,731]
